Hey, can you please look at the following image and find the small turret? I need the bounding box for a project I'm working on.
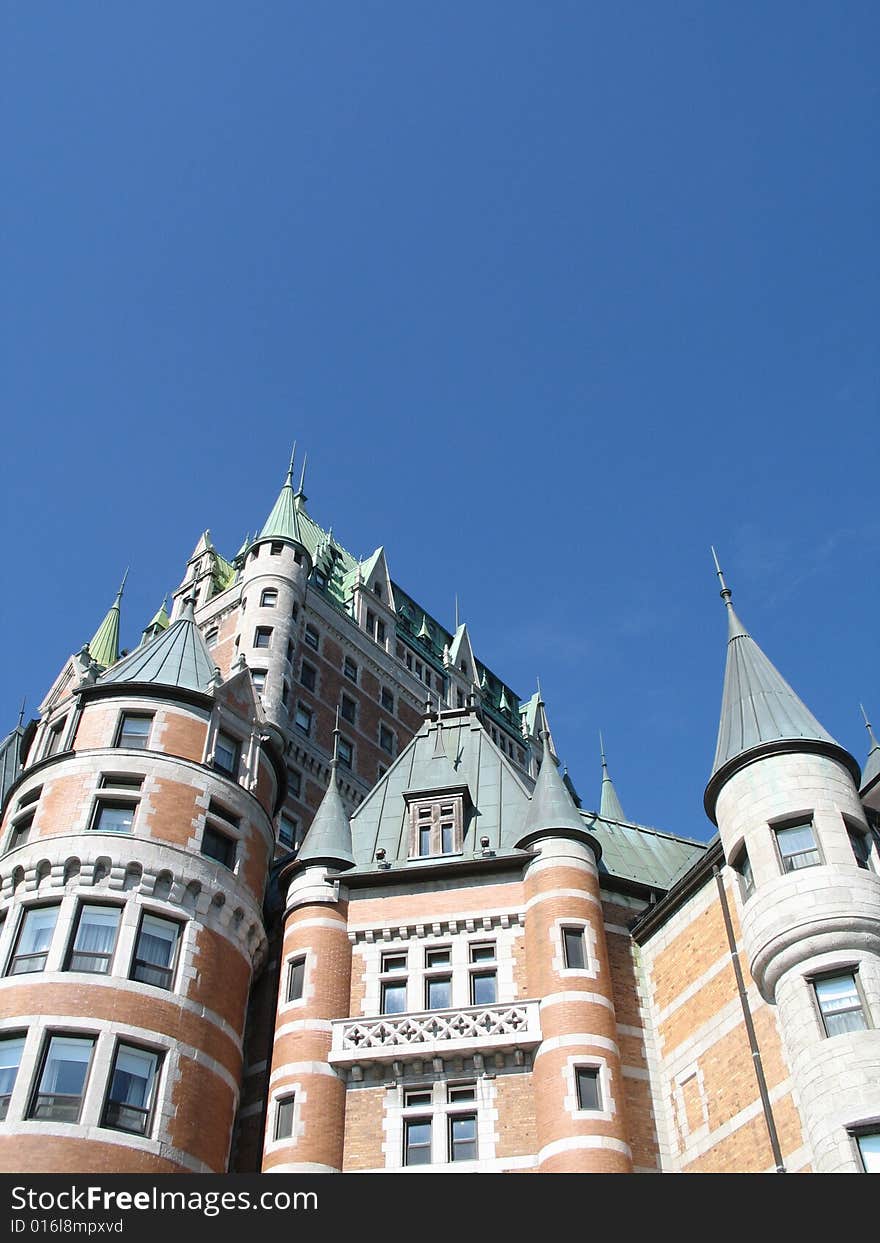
[599,732,627,823]
[294,716,355,871]
[87,571,127,669]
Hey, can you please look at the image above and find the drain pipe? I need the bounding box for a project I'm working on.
[714,866,786,1173]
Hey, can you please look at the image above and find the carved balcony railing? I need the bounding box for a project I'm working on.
[329,1000,542,1067]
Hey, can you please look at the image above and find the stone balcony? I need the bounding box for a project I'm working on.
[329,1000,542,1069]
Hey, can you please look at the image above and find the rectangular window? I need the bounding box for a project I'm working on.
[340,694,356,724]
[287,956,306,1002]
[251,668,267,694]
[304,625,319,651]
[116,714,152,750]
[130,914,181,991]
[44,719,66,757]
[288,768,302,798]
[376,619,386,644]
[260,589,278,608]
[0,1035,25,1121]
[8,813,33,850]
[295,704,312,736]
[735,845,755,899]
[425,947,450,967]
[576,1067,602,1111]
[343,656,358,683]
[91,801,136,834]
[419,825,431,856]
[270,541,283,556]
[201,825,237,869]
[409,796,464,858]
[254,626,272,649]
[426,975,451,1009]
[814,973,868,1037]
[849,828,873,871]
[381,979,407,1014]
[381,687,394,712]
[775,821,820,872]
[275,1095,296,1141]
[380,724,394,755]
[562,927,586,970]
[338,737,353,770]
[29,1035,95,1123]
[471,971,497,1005]
[449,1112,477,1162]
[206,629,218,649]
[855,1130,880,1173]
[214,732,240,777]
[102,1043,161,1136]
[301,661,317,692]
[279,815,298,849]
[404,1116,432,1166]
[8,906,59,975]
[66,904,121,974]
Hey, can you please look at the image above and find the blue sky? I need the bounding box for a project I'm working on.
[2,3,878,842]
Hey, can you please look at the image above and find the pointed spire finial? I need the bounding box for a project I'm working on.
[454,594,460,630]
[117,567,129,600]
[286,441,297,483]
[861,703,879,749]
[18,697,26,728]
[711,546,733,605]
[331,705,341,771]
[600,730,608,769]
[297,452,308,497]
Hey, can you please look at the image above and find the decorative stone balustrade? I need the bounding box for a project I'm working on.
[329,1000,542,1067]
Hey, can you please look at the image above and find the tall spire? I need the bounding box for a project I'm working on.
[88,571,127,668]
[258,453,306,546]
[860,703,880,793]
[295,451,308,502]
[100,596,216,693]
[704,550,858,820]
[515,693,588,846]
[599,732,627,823]
[295,708,355,869]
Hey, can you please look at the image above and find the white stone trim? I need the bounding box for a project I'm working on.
[262,1079,304,1158]
[537,1135,632,1162]
[273,1019,333,1042]
[539,990,614,1012]
[268,1061,338,1085]
[524,888,600,911]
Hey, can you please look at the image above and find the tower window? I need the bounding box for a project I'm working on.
[65,904,121,974]
[28,1034,95,1123]
[44,719,66,758]
[90,801,136,835]
[287,956,306,1002]
[575,1067,602,1111]
[773,820,821,873]
[201,825,237,869]
[205,629,218,649]
[275,1095,296,1141]
[0,1035,25,1121]
[304,625,319,651]
[130,914,181,991]
[7,905,59,975]
[301,661,317,692]
[852,1128,880,1173]
[732,844,755,899]
[102,1043,161,1136]
[213,731,241,777]
[270,542,283,556]
[812,972,869,1038]
[337,737,353,770]
[115,713,153,750]
[251,668,267,694]
[279,815,298,849]
[294,704,312,736]
[848,827,874,871]
[7,812,34,851]
[260,589,278,608]
[562,927,587,970]
[254,626,272,649]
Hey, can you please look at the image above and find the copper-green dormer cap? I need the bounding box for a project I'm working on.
[295,723,355,870]
[88,571,127,668]
[860,704,880,795]
[515,704,598,851]
[99,597,216,693]
[599,733,627,823]
[141,597,170,645]
[704,551,860,822]
[257,450,306,549]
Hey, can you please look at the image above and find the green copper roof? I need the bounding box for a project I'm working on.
[0,725,27,803]
[599,733,627,823]
[88,572,127,669]
[296,747,355,870]
[99,598,216,694]
[515,721,588,846]
[147,598,170,631]
[861,705,880,793]
[583,811,708,891]
[257,460,306,547]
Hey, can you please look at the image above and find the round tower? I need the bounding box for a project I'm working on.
[236,453,313,733]
[262,725,353,1173]
[705,557,880,1173]
[515,708,633,1173]
[0,599,281,1174]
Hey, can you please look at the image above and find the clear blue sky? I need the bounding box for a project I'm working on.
[2,3,878,843]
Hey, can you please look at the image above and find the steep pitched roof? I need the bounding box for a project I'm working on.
[257,456,306,547]
[88,572,127,669]
[296,726,355,869]
[704,555,858,819]
[515,721,589,847]
[99,599,216,693]
[861,705,880,794]
[599,733,627,823]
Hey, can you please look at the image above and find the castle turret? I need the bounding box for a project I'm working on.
[87,572,127,670]
[514,702,632,1172]
[599,733,627,823]
[0,598,280,1173]
[262,720,353,1173]
[236,452,313,735]
[704,553,880,1173]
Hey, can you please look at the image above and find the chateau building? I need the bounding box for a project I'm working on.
[0,458,878,1174]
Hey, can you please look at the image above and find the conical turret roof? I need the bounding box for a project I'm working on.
[88,572,127,668]
[99,598,216,693]
[860,705,880,794]
[257,451,306,547]
[296,726,355,869]
[704,553,858,820]
[599,733,627,822]
[515,706,590,847]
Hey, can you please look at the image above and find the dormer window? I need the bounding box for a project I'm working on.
[408,796,464,858]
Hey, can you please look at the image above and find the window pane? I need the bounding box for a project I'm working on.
[563,928,586,969]
[576,1068,601,1110]
[450,1114,477,1162]
[425,948,450,967]
[104,1044,159,1133]
[776,823,820,870]
[441,823,454,853]
[471,971,497,1005]
[93,804,135,834]
[275,1096,295,1140]
[381,981,407,1014]
[288,958,305,1001]
[202,826,236,868]
[69,905,120,973]
[0,1036,25,1120]
[10,907,58,974]
[470,944,495,963]
[119,715,151,748]
[132,915,179,988]
[419,826,431,856]
[426,976,451,1009]
[215,734,239,775]
[858,1133,880,1173]
[382,954,407,973]
[849,830,872,869]
[32,1036,94,1121]
[405,1118,432,1165]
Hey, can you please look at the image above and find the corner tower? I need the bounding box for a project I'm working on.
[704,553,880,1173]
